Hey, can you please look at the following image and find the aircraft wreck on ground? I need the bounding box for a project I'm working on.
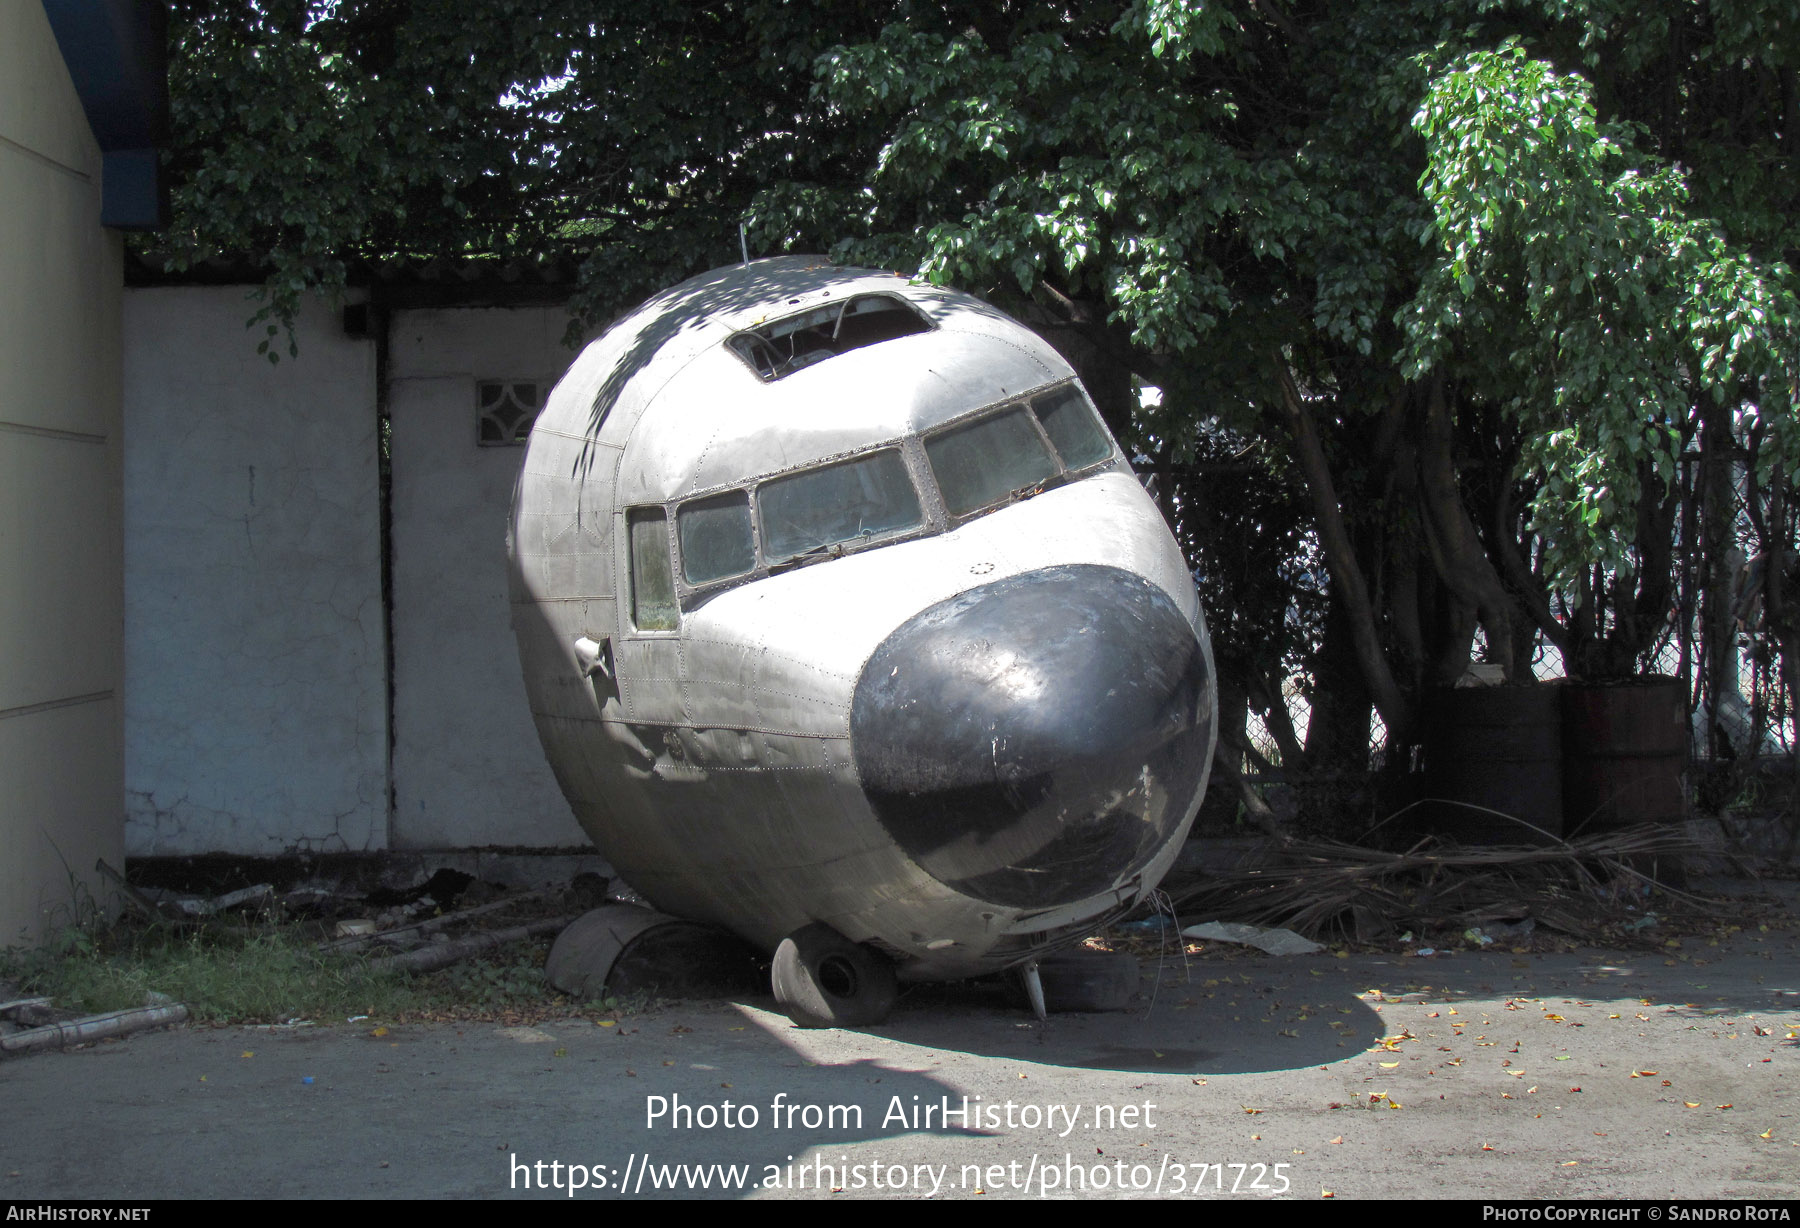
[509,257,1217,1025]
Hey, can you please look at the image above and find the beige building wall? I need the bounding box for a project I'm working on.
[0,3,126,943]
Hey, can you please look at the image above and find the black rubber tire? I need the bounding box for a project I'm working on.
[770,923,898,1028]
[1016,950,1141,1013]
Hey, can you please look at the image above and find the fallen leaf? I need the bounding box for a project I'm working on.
[1329,1136,1343,1145]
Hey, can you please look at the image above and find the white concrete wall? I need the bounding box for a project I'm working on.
[123,289,386,855]
[388,307,589,848]
[0,3,126,942]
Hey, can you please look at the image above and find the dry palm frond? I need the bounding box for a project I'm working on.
[1164,825,1706,943]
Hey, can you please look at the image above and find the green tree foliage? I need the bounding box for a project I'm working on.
[746,0,1800,750]
[154,0,871,342]
[159,0,1800,772]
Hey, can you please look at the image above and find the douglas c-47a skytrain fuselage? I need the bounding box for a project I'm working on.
[509,258,1216,1026]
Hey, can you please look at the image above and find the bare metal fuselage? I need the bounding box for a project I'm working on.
[509,258,1216,982]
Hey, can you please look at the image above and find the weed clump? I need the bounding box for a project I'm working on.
[1,912,607,1027]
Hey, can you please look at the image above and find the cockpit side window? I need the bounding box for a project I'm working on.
[1031,384,1113,470]
[758,449,923,564]
[924,406,1060,517]
[678,491,755,585]
[727,295,932,383]
[638,380,1116,612]
[627,507,679,631]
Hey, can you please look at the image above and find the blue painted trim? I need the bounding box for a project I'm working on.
[41,0,169,229]
[101,148,163,229]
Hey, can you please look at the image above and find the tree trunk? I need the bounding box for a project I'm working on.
[1415,378,1525,680]
[1304,587,1374,771]
[1700,398,1741,758]
[1388,442,1428,695]
[1270,361,1411,740]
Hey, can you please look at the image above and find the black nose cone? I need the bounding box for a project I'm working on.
[851,564,1214,909]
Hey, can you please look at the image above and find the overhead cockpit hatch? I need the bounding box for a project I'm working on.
[727,294,932,383]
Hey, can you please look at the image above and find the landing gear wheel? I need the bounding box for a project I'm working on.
[771,923,898,1028]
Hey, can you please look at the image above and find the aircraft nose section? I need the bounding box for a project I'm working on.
[851,563,1214,910]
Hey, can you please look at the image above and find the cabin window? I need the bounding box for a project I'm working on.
[924,406,1059,517]
[678,491,756,585]
[627,508,679,631]
[727,295,931,382]
[758,449,923,564]
[1032,384,1112,469]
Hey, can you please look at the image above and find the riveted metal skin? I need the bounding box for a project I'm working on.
[509,257,1217,982]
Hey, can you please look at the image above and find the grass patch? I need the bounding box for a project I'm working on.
[1,914,616,1026]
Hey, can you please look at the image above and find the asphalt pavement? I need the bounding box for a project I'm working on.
[2,884,1796,1201]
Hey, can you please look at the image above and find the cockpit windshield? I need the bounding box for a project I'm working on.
[646,381,1118,612]
[924,406,1059,517]
[759,449,923,564]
